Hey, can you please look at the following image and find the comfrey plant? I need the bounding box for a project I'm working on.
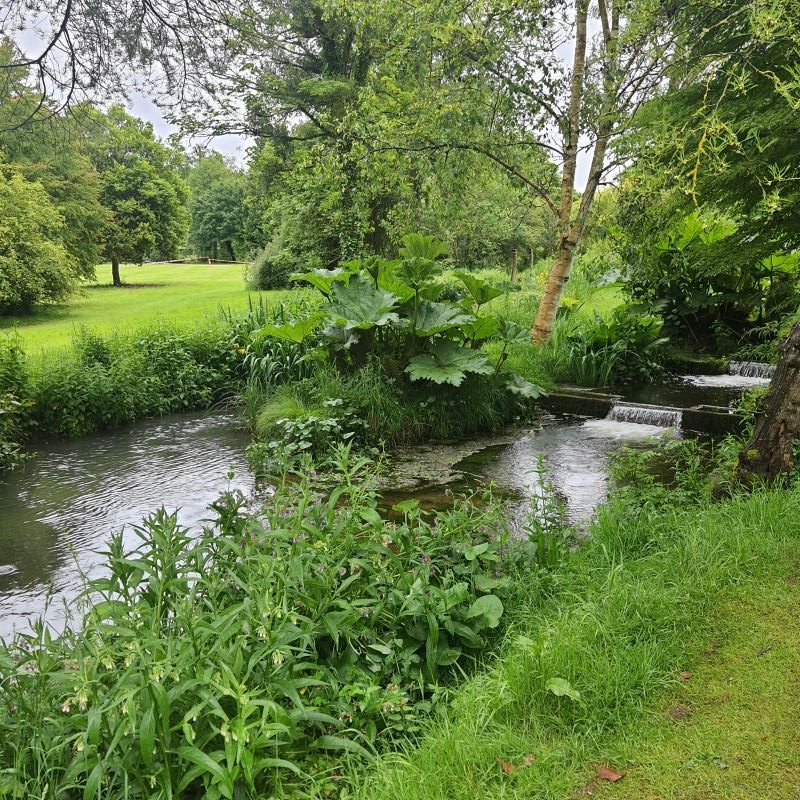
[0,446,525,799]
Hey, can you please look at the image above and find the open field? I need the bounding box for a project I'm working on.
[0,262,297,354]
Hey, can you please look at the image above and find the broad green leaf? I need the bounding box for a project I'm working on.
[399,233,448,261]
[545,677,581,701]
[461,315,501,341]
[466,594,503,628]
[455,271,504,305]
[497,319,530,345]
[321,323,360,350]
[290,268,350,297]
[405,339,494,386]
[326,274,400,330]
[411,300,474,336]
[396,256,440,290]
[177,745,230,785]
[139,707,155,767]
[506,374,546,399]
[436,646,462,666]
[258,312,322,343]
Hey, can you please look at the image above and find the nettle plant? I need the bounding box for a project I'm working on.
[259,234,545,395]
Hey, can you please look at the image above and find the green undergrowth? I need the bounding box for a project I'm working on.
[344,483,800,799]
[589,562,800,800]
[0,446,561,799]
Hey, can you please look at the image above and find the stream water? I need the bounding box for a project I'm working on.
[0,361,774,638]
[0,413,252,638]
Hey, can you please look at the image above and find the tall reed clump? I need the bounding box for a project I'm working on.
[0,445,536,799]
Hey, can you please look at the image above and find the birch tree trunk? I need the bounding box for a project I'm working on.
[532,0,589,345]
[736,321,800,485]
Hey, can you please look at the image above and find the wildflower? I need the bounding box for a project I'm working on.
[421,554,430,565]
[271,650,285,666]
[338,567,346,577]
[61,700,71,714]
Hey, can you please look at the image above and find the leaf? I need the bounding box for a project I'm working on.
[326,274,400,330]
[506,374,546,399]
[496,757,516,775]
[466,594,504,628]
[411,300,474,336]
[497,318,530,345]
[290,268,350,297]
[464,542,489,561]
[312,735,373,759]
[321,323,361,350]
[460,315,501,341]
[456,271,504,305]
[545,677,581,701]
[139,707,155,767]
[436,646,462,666]
[596,765,625,782]
[177,745,229,786]
[259,313,322,344]
[399,233,448,261]
[406,339,493,386]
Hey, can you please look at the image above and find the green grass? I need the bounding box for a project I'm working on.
[0,262,297,355]
[590,573,800,800]
[347,487,800,800]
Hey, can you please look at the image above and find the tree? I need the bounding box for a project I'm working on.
[319,0,675,342]
[187,153,248,260]
[0,165,80,312]
[87,107,188,285]
[737,321,800,486]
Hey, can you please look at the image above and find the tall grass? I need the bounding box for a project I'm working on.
[347,485,800,799]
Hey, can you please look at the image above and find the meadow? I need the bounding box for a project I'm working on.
[0,263,296,354]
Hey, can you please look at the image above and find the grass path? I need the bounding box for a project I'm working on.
[0,263,295,354]
[590,568,800,800]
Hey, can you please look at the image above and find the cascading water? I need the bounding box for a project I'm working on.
[606,401,683,429]
[728,360,776,379]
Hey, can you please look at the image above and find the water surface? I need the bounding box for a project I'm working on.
[0,412,252,638]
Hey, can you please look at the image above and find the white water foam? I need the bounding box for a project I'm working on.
[682,373,771,389]
[606,402,682,429]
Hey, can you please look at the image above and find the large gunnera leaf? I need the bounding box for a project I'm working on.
[497,318,530,345]
[506,374,546,399]
[412,301,474,336]
[460,315,501,342]
[290,268,351,297]
[406,339,493,386]
[258,312,322,343]
[455,271,504,306]
[326,274,400,330]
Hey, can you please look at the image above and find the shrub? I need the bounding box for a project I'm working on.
[248,243,295,290]
[0,449,521,798]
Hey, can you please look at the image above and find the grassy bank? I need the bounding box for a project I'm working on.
[347,484,800,799]
[0,263,297,354]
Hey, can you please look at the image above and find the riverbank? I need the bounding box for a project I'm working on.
[347,481,800,800]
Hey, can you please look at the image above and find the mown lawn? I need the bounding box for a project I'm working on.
[0,262,296,354]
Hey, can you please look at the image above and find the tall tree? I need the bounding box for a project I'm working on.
[87,106,188,285]
[187,152,248,260]
[326,0,675,341]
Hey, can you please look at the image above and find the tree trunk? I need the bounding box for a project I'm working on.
[532,0,589,345]
[736,321,800,485]
[111,256,121,287]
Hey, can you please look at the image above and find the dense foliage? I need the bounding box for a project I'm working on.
[0,452,531,798]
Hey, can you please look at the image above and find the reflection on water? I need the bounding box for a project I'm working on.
[456,417,672,526]
[0,412,252,638]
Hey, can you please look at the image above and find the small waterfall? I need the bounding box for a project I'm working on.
[607,401,682,429]
[728,360,775,379]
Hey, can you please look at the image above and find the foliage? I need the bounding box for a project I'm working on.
[0,335,30,470]
[258,235,544,400]
[248,241,296,291]
[539,302,668,387]
[623,211,800,343]
[187,152,250,260]
[0,166,84,313]
[0,449,523,798]
[88,106,189,277]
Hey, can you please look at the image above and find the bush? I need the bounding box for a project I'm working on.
[248,243,295,290]
[0,168,86,314]
[0,449,522,798]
